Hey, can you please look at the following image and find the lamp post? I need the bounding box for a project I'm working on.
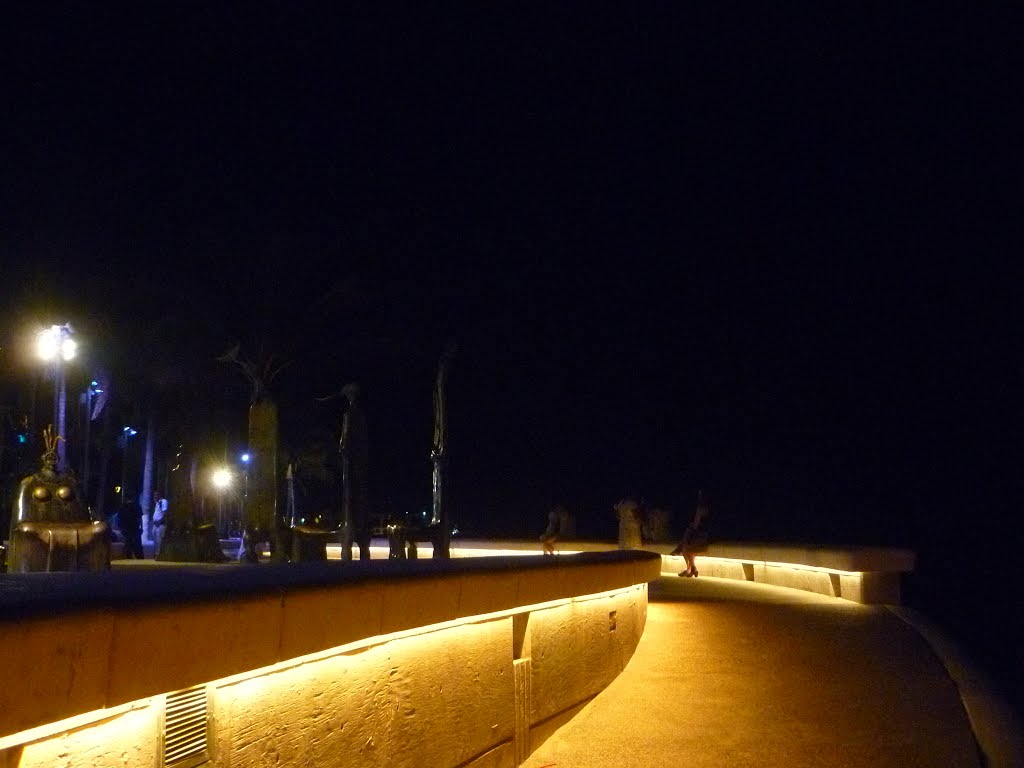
[430,342,457,558]
[212,466,232,536]
[238,453,250,538]
[35,324,76,473]
[81,380,102,505]
[119,426,138,505]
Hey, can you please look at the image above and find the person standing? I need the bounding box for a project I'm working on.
[119,494,144,559]
[672,490,710,577]
[540,503,567,555]
[152,490,168,556]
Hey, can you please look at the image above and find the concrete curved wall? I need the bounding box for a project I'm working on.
[442,539,915,604]
[0,550,660,768]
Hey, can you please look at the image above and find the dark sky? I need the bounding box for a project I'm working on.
[2,4,1022,547]
[5,1,1024,713]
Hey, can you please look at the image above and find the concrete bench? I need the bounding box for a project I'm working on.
[411,539,915,605]
[653,541,915,604]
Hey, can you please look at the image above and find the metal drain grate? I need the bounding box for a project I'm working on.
[164,686,209,767]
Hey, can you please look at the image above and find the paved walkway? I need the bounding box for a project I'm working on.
[524,576,983,768]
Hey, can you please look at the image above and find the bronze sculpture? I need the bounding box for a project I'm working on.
[218,345,289,563]
[430,341,457,558]
[7,426,110,572]
[339,382,371,560]
[157,446,229,563]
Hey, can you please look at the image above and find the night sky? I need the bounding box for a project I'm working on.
[3,4,1024,707]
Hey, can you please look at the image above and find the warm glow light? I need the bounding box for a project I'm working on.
[36,326,59,360]
[35,324,76,362]
[207,583,642,689]
[661,554,861,578]
[0,568,647,753]
[0,699,151,750]
[325,544,583,560]
[762,559,860,577]
[212,468,232,489]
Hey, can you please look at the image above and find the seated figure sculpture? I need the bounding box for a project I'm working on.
[7,427,111,573]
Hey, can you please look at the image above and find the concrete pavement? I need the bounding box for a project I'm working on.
[524,575,988,768]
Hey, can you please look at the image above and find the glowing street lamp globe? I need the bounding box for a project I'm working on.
[212,468,232,489]
[36,325,77,362]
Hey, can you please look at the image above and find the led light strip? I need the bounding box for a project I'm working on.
[211,583,642,687]
[663,554,862,577]
[0,700,152,751]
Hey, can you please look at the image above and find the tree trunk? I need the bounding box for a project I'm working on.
[140,413,155,543]
[239,397,282,562]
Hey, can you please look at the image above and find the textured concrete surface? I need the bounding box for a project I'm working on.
[524,576,983,768]
[0,551,659,742]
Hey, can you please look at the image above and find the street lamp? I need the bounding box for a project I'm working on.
[212,466,233,536]
[35,324,76,472]
[212,467,232,489]
[81,380,102,506]
[119,426,137,505]
[238,452,250,539]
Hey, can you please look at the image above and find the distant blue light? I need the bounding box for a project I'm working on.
[17,434,27,444]
[241,453,251,463]
[91,380,98,386]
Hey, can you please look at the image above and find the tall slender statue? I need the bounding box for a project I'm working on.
[158,447,228,563]
[218,345,288,563]
[339,382,371,561]
[431,341,457,558]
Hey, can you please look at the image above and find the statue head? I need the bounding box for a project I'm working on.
[341,382,360,403]
[13,428,89,526]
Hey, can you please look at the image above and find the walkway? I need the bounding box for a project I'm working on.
[523,575,983,768]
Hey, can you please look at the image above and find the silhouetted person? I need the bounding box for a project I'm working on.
[339,382,371,561]
[152,491,168,555]
[540,504,567,555]
[672,491,710,577]
[119,495,144,559]
[614,498,643,549]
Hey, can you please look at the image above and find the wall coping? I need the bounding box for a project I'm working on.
[445,539,914,603]
[450,539,916,574]
[0,549,660,620]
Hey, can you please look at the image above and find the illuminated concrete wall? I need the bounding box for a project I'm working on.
[434,539,913,605]
[656,542,915,604]
[0,551,658,768]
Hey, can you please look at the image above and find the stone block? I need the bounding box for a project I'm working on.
[379,575,461,635]
[0,611,114,738]
[107,595,282,706]
[458,570,519,618]
[280,583,385,659]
